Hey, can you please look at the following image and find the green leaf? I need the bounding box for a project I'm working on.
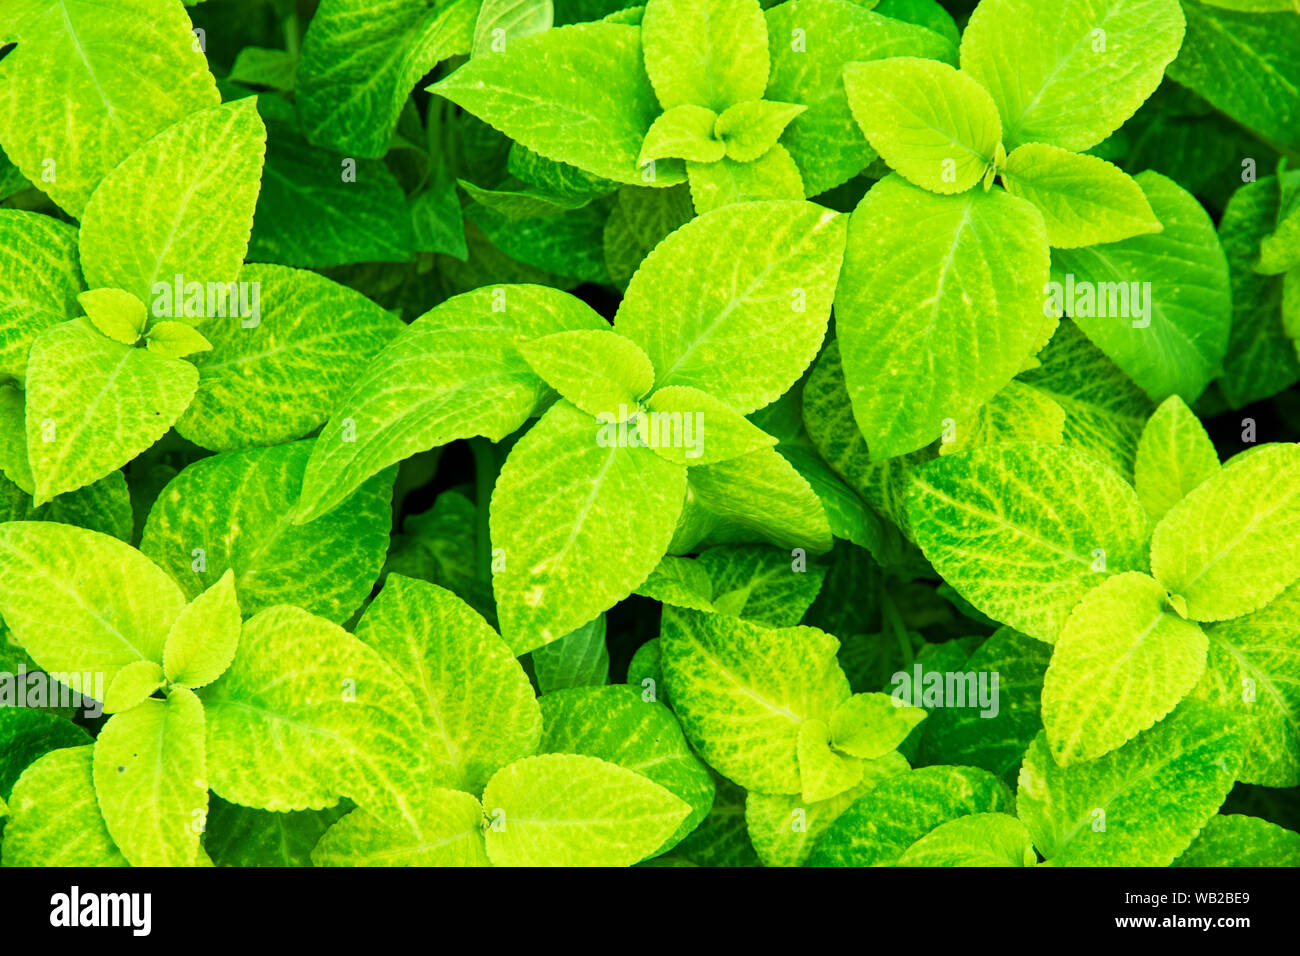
[297,0,475,158]
[686,145,805,212]
[0,521,186,689]
[843,57,1001,195]
[641,0,769,112]
[24,320,199,504]
[2,747,127,866]
[638,386,777,466]
[492,400,686,653]
[764,0,958,196]
[836,175,1051,459]
[532,616,611,693]
[908,441,1152,643]
[0,0,219,217]
[78,99,266,311]
[103,659,165,715]
[1042,572,1208,764]
[146,321,212,359]
[163,570,241,690]
[959,0,1185,152]
[473,0,554,56]
[519,328,656,420]
[203,800,347,868]
[660,607,849,793]
[1150,443,1300,621]
[78,289,146,346]
[829,692,926,759]
[938,380,1065,458]
[0,211,82,382]
[897,812,1037,866]
[433,21,679,185]
[1191,580,1300,787]
[639,104,725,164]
[1051,171,1231,404]
[539,684,715,852]
[177,264,406,452]
[807,764,1012,866]
[1001,143,1161,248]
[482,753,691,866]
[1174,814,1300,867]
[713,99,805,163]
[354,575,542,793]
[644,543,827,627]
[603,184,695,288]
[296,284,607,523]
[227,47,299,92]
[1167,2,1300,150]
[0,707,92,801]
[311,789,489,866]
[201,605,434,835]
[615,200,846,414]
[92,687,206,867]
[142,441,393,624]
[1134,395,1220,520]
[797,718,864,802]
[1017,701,1243,866]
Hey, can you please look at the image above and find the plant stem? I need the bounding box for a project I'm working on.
[880,584,914,672]
[470,437,495,584]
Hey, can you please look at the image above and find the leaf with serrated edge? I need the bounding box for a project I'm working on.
[641,0,769,113]
[639,104,724,164]
[3,747,127,866]
[532,617,611,694]
[311,789,489,867]
[103,660,165,715]
[714,100,804,163]
[897,813,1037,866]
[1174,814,1300,867]
[1134,395,1220,520]
[78,289,146,345]
[0,211,83,382]
[687,145,805,212]
[163,570,241,690]
[519,329,655,421]
[798,718,863,802]
[639,386,777,466]
[829,692,926,759]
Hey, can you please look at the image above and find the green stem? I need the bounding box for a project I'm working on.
[470,438,495,584]
[880,585,914,672]
[284,8,301,59]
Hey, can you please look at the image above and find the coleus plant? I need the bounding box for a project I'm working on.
[2,0,1300,871]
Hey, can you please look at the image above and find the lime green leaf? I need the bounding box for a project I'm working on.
[646,543,827,626]
[1150,443,1300,621]
[146,321,212,359]
[312,789,489,867]
[163,570,241,690]
[176,264,405,452]
[829,692,926,759]
[897,812,1037,866]
[836,175,1051,459]
[1134,395,1220,520]
[660,607,849,793]
[296,285,606,523]
[142,441,393,624]
[0,521,185,689]
[103,660,165,715]
[908,441,1151,643]
[939,380,1065,458]
[1191,581,1300,786]
[639,104,724,164]
[1052,171,1231,404]
[0,211,82,382]
[473,0,553,56]
[807,765,1012,866]
[519,329,656,420]
[532,616,611,693]
[764,0,958,196]
[492,400,686,653]
[1174,814,1300,867]
[92,687,206,867]
[433,22,678,185]
[1017,701,1243,866]
[1042,572,1208,765]
[24,320,199,504]
[355,575,542,793]
[0,0,219,217]
[603,183,695,288]
[616,200,846,414]
[844,57,1001,195]
[1001,143,1161,248]
[298,0,475,158]
[641,0,769,112]
[639,385,777,466]
[0,708,92,800]
[539,684,715,853]
[201,605,433,835]
[960,0,1185,152]
[79,99,266,311]
[1167,3,1300,150]
[78,289,146,346]
[797,718,863,802]
[713,100,805,163]
[686,144,804,212]
[484,753,690,865]
[2,747,127,866]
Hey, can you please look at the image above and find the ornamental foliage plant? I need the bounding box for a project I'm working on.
[0,0,1298,870]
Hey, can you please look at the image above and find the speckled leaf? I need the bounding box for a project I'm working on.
[1174,814,1300,867]
[532,616,611,693]
[1134,395,1220,520]
[162,570,240,690]
[897,812,1037,866]
[312,789,489,867]
[0,211,82,382]
[641,0,769,112]
[2,747,127,867]
[519,329,656,420]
